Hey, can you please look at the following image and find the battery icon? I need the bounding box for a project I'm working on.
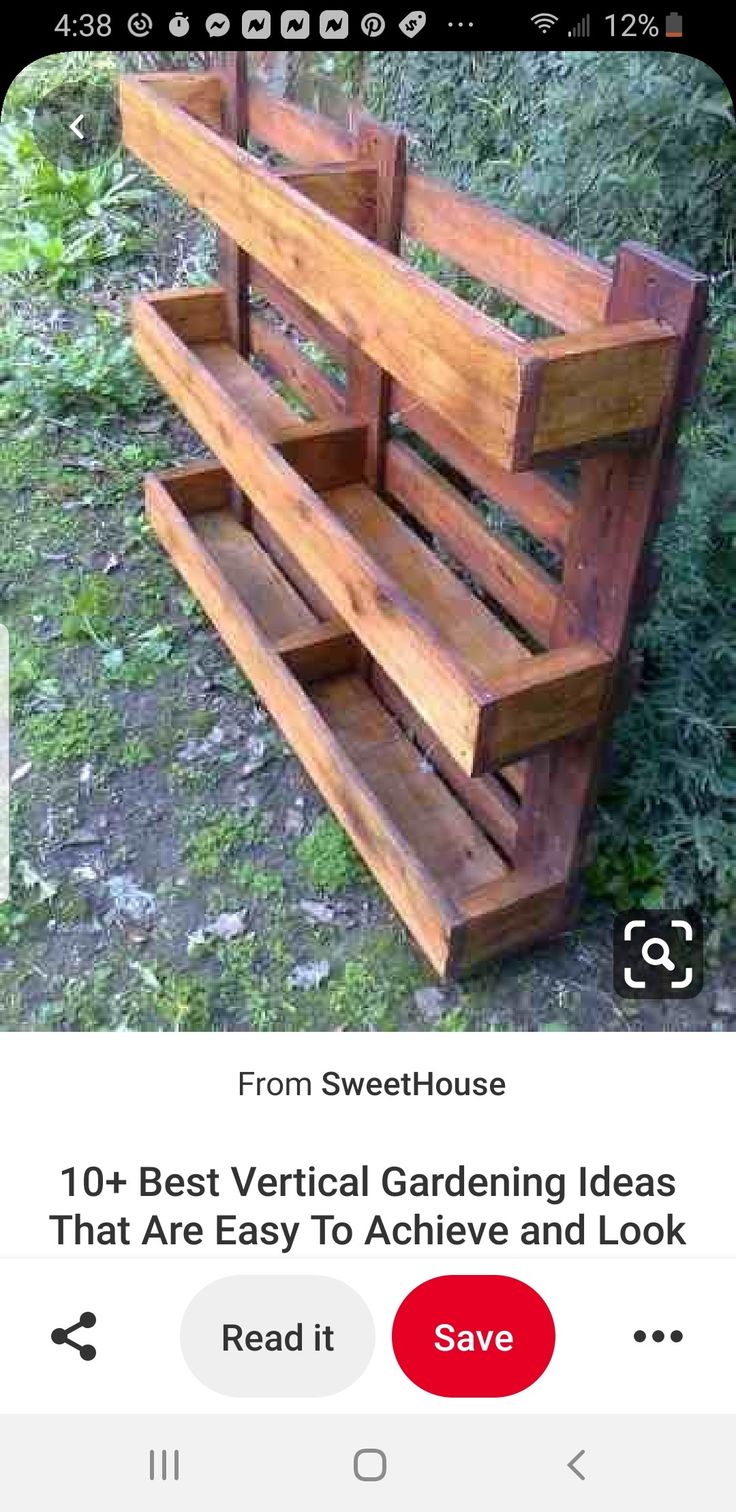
[665,11,683,34]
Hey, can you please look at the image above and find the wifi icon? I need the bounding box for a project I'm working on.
[531,11,558,29]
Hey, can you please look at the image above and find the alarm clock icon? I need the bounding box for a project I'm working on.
[169,12,190,34]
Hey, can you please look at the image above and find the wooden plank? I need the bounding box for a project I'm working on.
[403,170,612,334]
[372,667,519,861]
[191,510,317,642]
[450,871,568,972]
[141,287,228,343]
[278,163,378,239]
[246,80,612,336]
[346,118,407,490]
[529,319,679,462]
[218,54,250,522]
[277,419,367,491]
[137,71,224,129]
[276,623,360,684]
[384,440,559,646]
[479,642,612,768]
[515,243,710,881]
[388,388,573,554]
[145,475,468,975]
[217,53,250,358]
[151,458,232,515]
[251,262,349,364]
[313,675,507,903]
[191,337,297,434]
[250,313,346,419]
[247,79,357,166]
[325,481,527,685]
[120,75,533,471]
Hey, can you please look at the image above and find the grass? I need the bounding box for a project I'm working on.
[22,704,123,766]
[297,815,367,894]
[185,812,263,880]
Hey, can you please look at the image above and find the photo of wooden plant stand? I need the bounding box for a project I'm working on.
[119,55,709,977]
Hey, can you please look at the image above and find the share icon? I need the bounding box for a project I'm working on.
[51,1312,97,1362]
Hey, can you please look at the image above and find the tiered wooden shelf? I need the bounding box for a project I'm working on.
[120,60,709,977]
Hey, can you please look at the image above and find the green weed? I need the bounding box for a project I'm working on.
[296,815,366,894]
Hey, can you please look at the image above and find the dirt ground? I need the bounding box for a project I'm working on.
[1,160,732,1034]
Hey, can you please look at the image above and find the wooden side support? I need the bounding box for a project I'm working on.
[515,243,710,886]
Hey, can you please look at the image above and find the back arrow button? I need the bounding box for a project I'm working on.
[567,1449,586,1481]
[69,114,85,140]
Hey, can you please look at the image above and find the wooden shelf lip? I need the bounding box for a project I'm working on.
[146,463,518,977]
[121,73,679,471]
[133,288,615,777]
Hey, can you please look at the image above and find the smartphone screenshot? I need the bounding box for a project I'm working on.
[0,11,734,1508]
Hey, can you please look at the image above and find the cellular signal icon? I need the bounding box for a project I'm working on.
[568,12,590,34]
[531,12,558,31]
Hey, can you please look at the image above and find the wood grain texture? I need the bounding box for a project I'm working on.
[246,78,612,334]
[451,871,569,972]
[133,292,494,773]
[249,313,346,419]
[146,472,510,975]
[251,262,349,364]
[123,77,679,469]
[384,439,559,646]
[402,169,613,335]
[346,117,407,490]
[247,78,356,166]
[530,319,679,462]
[371,667,520,861]
[135,291,616,777]
[276,623,360,684]
[387,390,573,554]
[120,75,533,470]
[138,70,224,129]
[515,243,710,881]
[479,642,612,768]
[277,163,378,239]
[276,419,368,490]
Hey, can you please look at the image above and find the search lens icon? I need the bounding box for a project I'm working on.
[641,937,675,971]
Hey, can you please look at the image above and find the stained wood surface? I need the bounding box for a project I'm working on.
[384,440,559,646]
[250,313,346,420]
[452,871,568,971]
[146,471,512,974]
[530,319,679,460]
[135,289,617,776]
[515,243,710,880]
[121,75,529,470]
[479,642,612,768]
[133,292,496,773]
[251,262,349,364]
[277,163,378,239]
[277,419,368,491]
[346,117,407,490]
[276,622,360,684]
[245,78,612,334]
[313,676,507,901]
[387,392,573,554]
[122,76,680,469]
[324,481,527,684]
[371,668,520,861]
[192,510,317,641]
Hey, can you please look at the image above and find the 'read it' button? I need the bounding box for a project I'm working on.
[392,1275,555,1397]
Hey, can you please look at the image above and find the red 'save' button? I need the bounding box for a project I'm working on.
[392,1275,555,1397]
